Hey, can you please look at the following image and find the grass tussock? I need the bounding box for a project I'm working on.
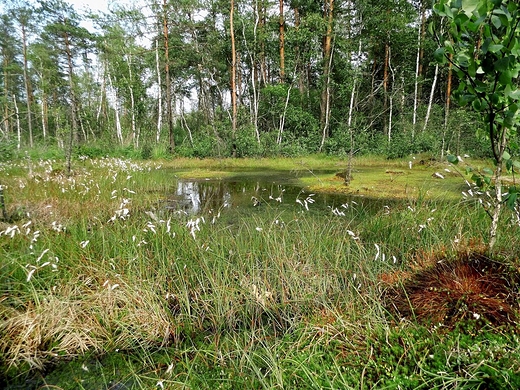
[1,279,171,372]
[383,245,520,328]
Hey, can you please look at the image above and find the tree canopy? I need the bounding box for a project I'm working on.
[0,0,517,161]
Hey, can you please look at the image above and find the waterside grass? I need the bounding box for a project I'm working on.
[1,155,519,389]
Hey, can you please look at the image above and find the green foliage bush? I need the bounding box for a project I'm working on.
[26,144,65,160]
[176,134,220,158]
[279,133,308,157]
[151,144,171,159]
[234,128,263,157]
[74,144,107,159]
[0,140,18,161]
[140,144,153,160]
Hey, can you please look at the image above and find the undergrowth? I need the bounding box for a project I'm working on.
[1,156,519,389]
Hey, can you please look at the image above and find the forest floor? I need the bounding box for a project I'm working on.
[1,154,519,389]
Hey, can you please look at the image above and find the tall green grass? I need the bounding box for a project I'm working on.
[1,156,519,389]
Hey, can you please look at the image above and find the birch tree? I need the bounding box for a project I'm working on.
[319,0,334,151]
[38,0,93,174]
[434,0,520,249]
[12,4,35,147]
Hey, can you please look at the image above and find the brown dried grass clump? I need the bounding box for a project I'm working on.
[383,249,520,328]
[0,280,173,371]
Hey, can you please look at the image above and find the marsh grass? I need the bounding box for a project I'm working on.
[1,156,519,389]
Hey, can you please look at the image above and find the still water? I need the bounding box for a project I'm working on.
[158,173,391,217]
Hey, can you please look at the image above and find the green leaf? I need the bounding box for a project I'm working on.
[488,44,504,53]
[483,167,494,175]
[456,52,471,67]
[494,57,510,72]
[491,15,501,29]
[433,3,446,16]
[444,4,454,18]
[506,192,518,210]
[503,151,511,160]
[506,88,520,100]
[513,160,520,169]
[458,93,476,106]
[434,47,446,63]
[461,0,480,16]
[499,70,512,85]
[447,154,459,164]
[472,99,482,111]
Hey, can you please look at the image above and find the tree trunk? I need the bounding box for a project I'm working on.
[63,27,78,176]
[293,6,305,96]
[155,38,162,143]
[417,4,426,101]
[346,40,363,185]
[279,0,285,82]
[278,85,292,145]
[108,71,122,144]
[247,1,260,143]
[412,18,421,139]
[230,0,237,146]
[3,59,10,137]
[163,0,174,153]
[21,23,33,148]
[96,60,106,123]
[490,125,508,249]
[126,54,137,147]
[319,0,334,151]
[258,1,267,86]
[388,46,395,142]
[14,95,20,150]
[41,90,47,141]
[422,63,439,133]
[442,52,453,160]
[383,41,390,136]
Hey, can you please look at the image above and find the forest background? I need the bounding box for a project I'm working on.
[0,0,501,161]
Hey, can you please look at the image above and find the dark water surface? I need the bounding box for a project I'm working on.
[158,170,394,217]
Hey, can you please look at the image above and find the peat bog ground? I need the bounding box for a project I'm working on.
[1,155,519,389]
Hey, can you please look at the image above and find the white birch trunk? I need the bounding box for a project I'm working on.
[96,61,106,122]
[41,88,47,141]
[180,100,193,146]
[108,72,122,145]
[155,38,162,143]
[244,7,260,144]
[346,40,362,184]
[13,95,21,150]
[412,20,421,139]
[388,47,394,143]
[319,45,334,152]
[422,63,439,133]
[277,85,292,145]
[490,127,508,249]
[127,55,137,147]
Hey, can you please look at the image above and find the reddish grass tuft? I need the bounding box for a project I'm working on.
[383,249,519,328]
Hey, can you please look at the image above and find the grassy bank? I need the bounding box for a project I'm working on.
[1,155,519,389]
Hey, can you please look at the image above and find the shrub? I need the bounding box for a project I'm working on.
[0,140,18,161]
[234,128,263,157]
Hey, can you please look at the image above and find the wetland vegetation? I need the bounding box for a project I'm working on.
[2,0,520,386]
[1,154,519,389]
